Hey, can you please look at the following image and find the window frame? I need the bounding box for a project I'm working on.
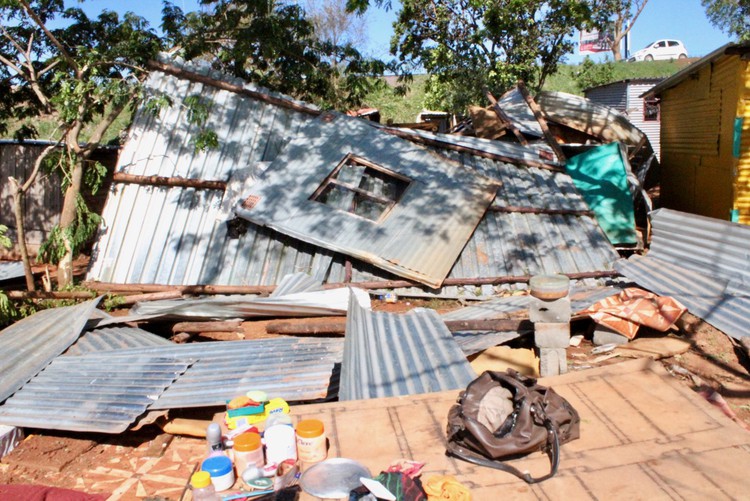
[643,97,661,122]
[309,153,411,223]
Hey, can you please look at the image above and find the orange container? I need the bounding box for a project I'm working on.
[233,432,264,473]
[295,419,327,463]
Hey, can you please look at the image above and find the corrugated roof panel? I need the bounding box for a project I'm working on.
[615,255,750,340]
[270,272,325,297]
[441,286,624,320]
[0,299,101,403]
[497,87,543,137]
[236,113,499,289]
[87,59,316,286]
[340,291,476,400]
[66,338,345,408]
[537,91,647,146]
[452,331,522,356]
[647,208,750,288]
[65,326,173,356]
[0,355,190,433]
[0,262,24,283]
[104,286,370,325]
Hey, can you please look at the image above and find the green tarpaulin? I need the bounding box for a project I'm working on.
[566,142,637,245]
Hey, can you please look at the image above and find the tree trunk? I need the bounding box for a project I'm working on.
[56,159,85,289]
[10,179,35,291]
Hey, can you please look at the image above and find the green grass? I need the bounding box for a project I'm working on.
[362,74,429,124]
[3,106,133,145]
[544,59,687,95]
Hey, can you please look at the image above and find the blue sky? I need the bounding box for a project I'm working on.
[75,0,734,64]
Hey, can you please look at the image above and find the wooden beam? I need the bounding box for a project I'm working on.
[380,126,563,172]
[172,320,244,334]
[85,270,620,296]
[488,206,595,216]
[147,60,321,117]
[113,172,227,191]
[265,317,533,335]
[516,81,567,163]
[486,91,529,146]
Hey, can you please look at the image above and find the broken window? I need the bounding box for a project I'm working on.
[643,98,660,122]
[310,154,410,222]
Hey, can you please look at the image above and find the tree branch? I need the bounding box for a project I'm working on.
[18,0,79,74]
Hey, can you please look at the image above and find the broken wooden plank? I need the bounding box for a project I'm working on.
[516,81,567,163]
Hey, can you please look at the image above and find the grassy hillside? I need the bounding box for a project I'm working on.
[367,59,688,124]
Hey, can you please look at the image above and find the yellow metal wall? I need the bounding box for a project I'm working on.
[660,55,741,221]
[734,59,750,224]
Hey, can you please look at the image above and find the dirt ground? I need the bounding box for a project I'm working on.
[0,297,749,497]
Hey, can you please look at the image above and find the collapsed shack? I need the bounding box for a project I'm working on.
[1,56,749,498]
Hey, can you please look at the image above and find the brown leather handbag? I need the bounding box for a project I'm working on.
[446,369,580,483]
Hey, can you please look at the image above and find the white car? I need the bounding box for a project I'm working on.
[628,39,688,62]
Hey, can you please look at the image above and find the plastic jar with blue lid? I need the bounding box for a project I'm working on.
[201,455,235,492]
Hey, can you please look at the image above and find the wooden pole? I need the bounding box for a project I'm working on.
[516,81,567,163]
[112,172,227,191]
[266,317,532,335]
[85,270,619,296]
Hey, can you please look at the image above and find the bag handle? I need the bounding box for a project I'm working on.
[446,422,560,484]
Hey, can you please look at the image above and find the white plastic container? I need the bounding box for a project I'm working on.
[264,424,297,465]
[201,455,235,492]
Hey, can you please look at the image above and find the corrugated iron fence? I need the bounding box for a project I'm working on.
[0,141,118,257]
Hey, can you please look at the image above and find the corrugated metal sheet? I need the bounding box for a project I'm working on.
[270,272,324,297]
[625,83,661,160]
[85,58,619,299]
[104,286,370,325]
[0,299,101,403]
[73,337,345,409]
[340,290,475,400]
[65,325,173,356]
[0,355,190,433]
[0,261,24,283]
[87,56,318,285]
[236,113,499,289]
[585,82,628,111]
[537,91,647,146]
[647,208,750,288]
[441,286,623,321]
[452,331,522,356]
[615,254,750,340]
[389,125,559,167]
[497,87,543,137]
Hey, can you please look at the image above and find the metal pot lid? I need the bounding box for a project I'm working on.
[299,458,371,498]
